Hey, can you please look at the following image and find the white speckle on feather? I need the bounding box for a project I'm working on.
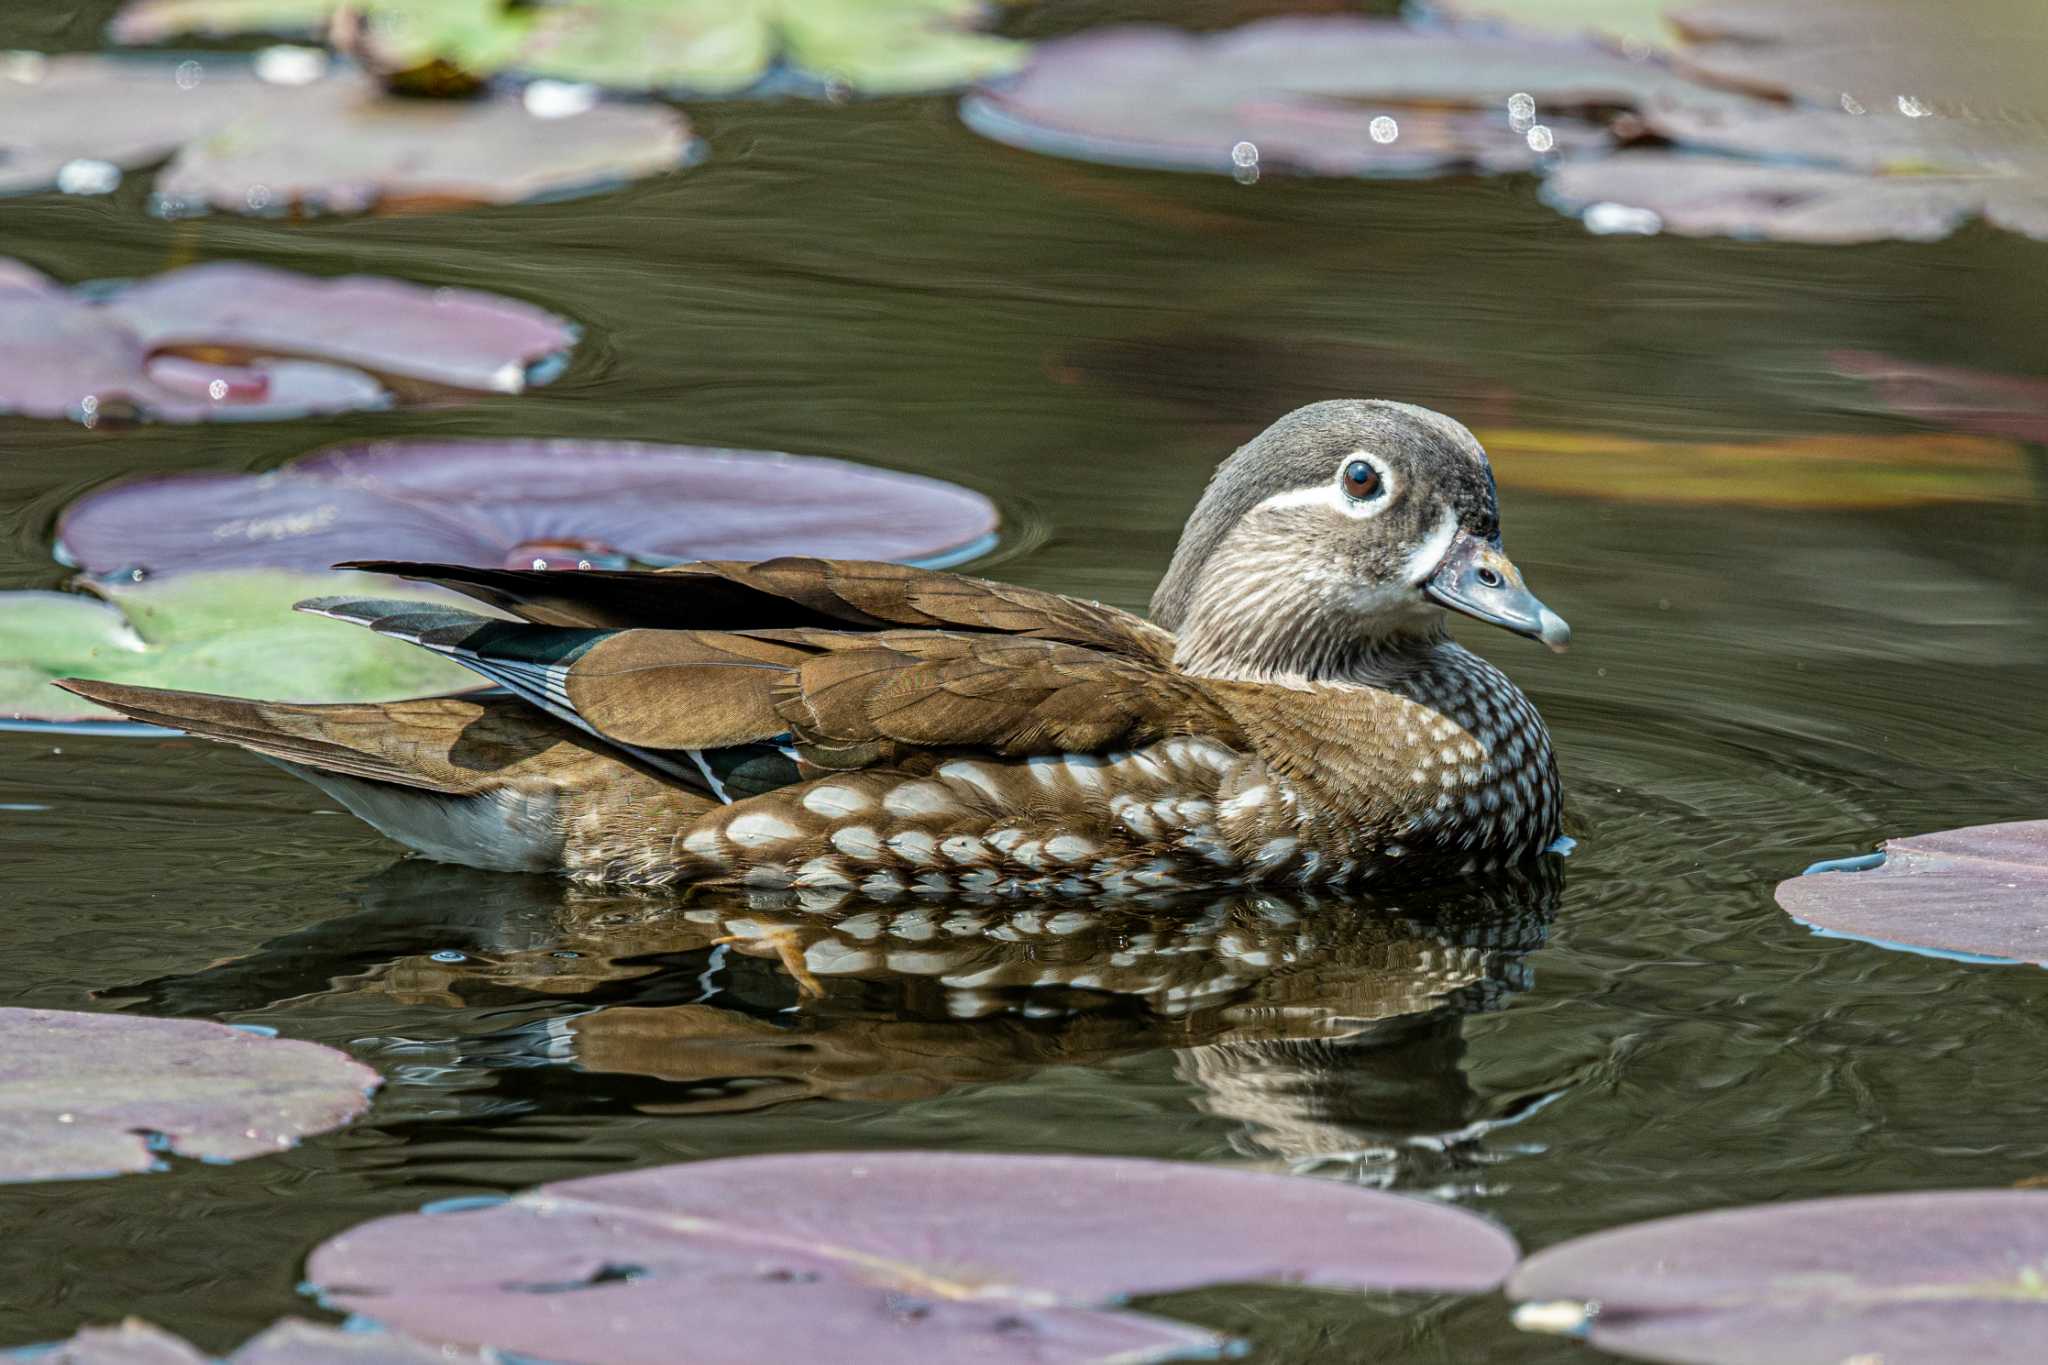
[886,831,940,866]
[726,811,800,848]
[831,826,883,861]
[883,781,958,818]
[802,785,869,817]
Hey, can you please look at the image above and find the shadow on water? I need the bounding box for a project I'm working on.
[105,858,1563,1164]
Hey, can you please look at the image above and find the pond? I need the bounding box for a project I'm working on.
[3,0,2047,1360]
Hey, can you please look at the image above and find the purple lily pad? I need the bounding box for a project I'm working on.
[0,258,574,424]
[1509,1189,2048,1364]
[57,439,1000,576]
[1834,350,2048,445]
[961,17,1755,179]
[0,1008,378,1183]
[33,1319,485,1364]
[1774,820,2048,965]
[307,1152,1517,1364]
[0,53,692,217]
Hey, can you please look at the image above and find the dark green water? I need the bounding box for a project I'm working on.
[4,2,2048,1359]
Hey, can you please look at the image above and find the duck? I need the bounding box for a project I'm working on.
[61,400,1569,898]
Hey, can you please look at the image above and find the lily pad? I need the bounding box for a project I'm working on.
[1834,350,2048,445]
[1547,102,2048,243]
[1478,428,2036,508]
[0,53,692,216]
[0,258,575,423]
[0,1008,377,1182]
[1421,0,1678,50]
[0,571,478,726]
[1509,1189,2048,1364]
[56,440,1000,577]
[961,17,1754,179]
[1774,820,2048,965]
[307,1152,1517,1364]
[34,1319,485,1364]
[111,0,1027,97]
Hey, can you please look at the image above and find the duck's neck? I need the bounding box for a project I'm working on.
[1167,569,1448,687]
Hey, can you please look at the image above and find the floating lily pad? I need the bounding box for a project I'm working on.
[1774,820,2048,965]
[1480,428,2034,508]
[1509,1189,2048,1364]
[1834,350,2048,445]
[0,1008,377,1182]
[111,0,1027,96]
[0,571,478,726]
[1422,0,1678,50]
[0,53,692,215]
[307,1152,1517,1364]
[0,258,575,423]
[961,17,1753,179]
[1547,104,2048,243]
[56,440,1000,577]
[33,1319,485,1364]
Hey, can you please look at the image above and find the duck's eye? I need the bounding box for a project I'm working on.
[1340,459,1383,501]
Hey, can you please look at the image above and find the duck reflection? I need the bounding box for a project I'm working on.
[106,859,1560,1156]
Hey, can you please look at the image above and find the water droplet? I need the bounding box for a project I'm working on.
[245,183,274,211]
[1582,201,1661,236]
[207,379,229,401]
[429,950,467,963]
[1507,91,1536,131]
[523,79,597,119]
[1840,92,1867,115]
[56,159,120,196]
[56,1113,74,1124]
[1896,94,1931,117]
[173,58,202,89]
[1526,125,1556,154]
[254,45,327,86]
[532,558,548,571]
[1230,140,1258,168]
[576,559,592,570]
[1368,115,1398,144]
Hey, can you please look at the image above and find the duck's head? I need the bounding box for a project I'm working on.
[1152,400,1568,680]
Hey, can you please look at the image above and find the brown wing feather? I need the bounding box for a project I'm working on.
[346,558,1175,662]
[53,680,625,795]
[549,626,1237,763]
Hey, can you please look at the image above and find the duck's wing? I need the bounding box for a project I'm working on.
[342,558,1175,662]
[297,594,1236,799]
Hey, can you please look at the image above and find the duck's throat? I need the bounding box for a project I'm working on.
[1169,573,1444,685]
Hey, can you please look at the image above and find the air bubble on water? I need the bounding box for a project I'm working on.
[254,46,326,86]
[1897,94,1931,117]
[1526,125,1555,153]
[1230,140,1258,167]
[523,79,598,119]
[1507,92,1536,131]
[1369,116,1398,144]
[56,159,120,196]
[1840,92,1867,115]
[430,950,467,963]
[1583,201,1661,236]
[245,183,274,211]
[173,58,203,89]
[532,558,549,571]
[207,379,229,401]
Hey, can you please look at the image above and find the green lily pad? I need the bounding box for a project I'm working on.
[110,0,1029,97]
[0,571,479,727]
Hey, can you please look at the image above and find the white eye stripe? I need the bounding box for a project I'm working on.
[1252,451,1399,520]
[1404,508,1460,583]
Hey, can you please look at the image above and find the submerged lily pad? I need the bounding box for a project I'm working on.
[0,1008,377,1182]
[1480,428,2034,508]
[1509,1189,2048,1364]
[1547,105,2048,243]
[1834,351,2048,445]
[57,440,999,577]
[111,0,1026,96]
[0,53,691,215]
[0,258,574,423]
[0,571,478,726]
[1775,820,2048,965]
[35,1319,485,1364]
[961,17,1752,179]
[307,1152,1517,1364]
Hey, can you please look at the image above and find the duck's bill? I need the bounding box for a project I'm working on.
[1425,531,1571,652]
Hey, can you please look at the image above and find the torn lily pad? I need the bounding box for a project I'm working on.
[961,16,1755,179]
[111,0,1027,97]
[307,1152,1518,1364]
[0,1008,377,1182]
[31,1318,486,1364]
[56,440,1000,577]
[0,571,478,727]
[1510,1189,2048,1364]
[0,258,574,423]
[1775,820,2048,965]
[0,53,692,215]
[1547,104,2048,243]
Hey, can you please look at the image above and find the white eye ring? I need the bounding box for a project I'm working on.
[1248,451,1401,520]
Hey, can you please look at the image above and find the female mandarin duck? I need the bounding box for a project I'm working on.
[64,401,1569,895]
